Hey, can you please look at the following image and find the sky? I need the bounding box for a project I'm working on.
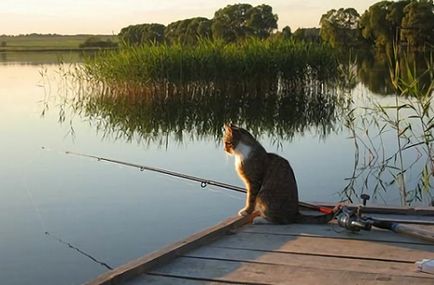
[1,0,382,35]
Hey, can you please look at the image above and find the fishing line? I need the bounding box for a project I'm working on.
[23,180,48,233]
[45,232,113,270]
[24,186,112,270]
[24,190,113,271]
[21,147,115,270]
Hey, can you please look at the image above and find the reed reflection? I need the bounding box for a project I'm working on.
[68,78,347,145]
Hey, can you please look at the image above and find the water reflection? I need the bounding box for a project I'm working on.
[0,51,92,65]
[64,78,348,145]
[355,51,433,96]
[45,50,432,205]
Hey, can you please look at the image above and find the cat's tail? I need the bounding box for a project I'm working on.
[295,204,342,224]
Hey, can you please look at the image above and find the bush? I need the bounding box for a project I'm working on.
[79,36,118,48]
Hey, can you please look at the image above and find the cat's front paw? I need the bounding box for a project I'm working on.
[238,207,253,216]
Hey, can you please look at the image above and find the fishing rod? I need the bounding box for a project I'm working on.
[336,206,434,243]
[42,147,333,214]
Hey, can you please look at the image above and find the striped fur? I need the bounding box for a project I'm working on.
[223,124,334,224]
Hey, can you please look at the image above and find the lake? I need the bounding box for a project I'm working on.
[1,51,432,285]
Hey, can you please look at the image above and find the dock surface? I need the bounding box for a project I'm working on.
[87,208,434,285]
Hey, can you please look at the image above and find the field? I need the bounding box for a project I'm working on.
[0,34,118,51]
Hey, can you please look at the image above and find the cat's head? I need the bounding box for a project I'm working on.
[223,123,255,155]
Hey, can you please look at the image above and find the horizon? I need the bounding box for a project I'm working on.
[1,0,382,36]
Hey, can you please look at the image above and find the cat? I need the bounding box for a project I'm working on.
[223,123,338,224]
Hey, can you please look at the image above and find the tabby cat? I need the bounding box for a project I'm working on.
[223,123,337,224]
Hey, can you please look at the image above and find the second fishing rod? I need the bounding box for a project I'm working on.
[43,147,333,214]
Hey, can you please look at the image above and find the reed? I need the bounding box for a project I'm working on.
[343,47,434,206]
[82,38,338,89]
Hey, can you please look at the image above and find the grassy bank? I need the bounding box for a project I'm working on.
[83,38,338,87]
[0,34,117,51]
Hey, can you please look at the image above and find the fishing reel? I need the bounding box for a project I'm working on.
[336,206,373,232]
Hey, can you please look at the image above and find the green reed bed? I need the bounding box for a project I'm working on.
[83,38,338,88]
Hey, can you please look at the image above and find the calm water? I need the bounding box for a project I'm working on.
[1,52,432,285]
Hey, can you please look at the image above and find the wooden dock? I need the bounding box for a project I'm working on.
[85,206,434,285]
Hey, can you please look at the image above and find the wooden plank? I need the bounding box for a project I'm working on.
[125,274,206,285]
[126,274,241,285]
[210,232,434,262]
[84,215,251,285]
[184,246,432,278]
[148,256,434,285]
[85,208,434,284]
[241,223,434,245]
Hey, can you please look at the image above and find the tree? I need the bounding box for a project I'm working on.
[268,26,292,41]
[320,8,362,48]
[293,28,321,43]
[119,23,166,45]
[211,4,277,42]
[246,4,279,38]
[79,36,117,48]
[401,0,434,49]
[212,3,253,42]
[359,1,410,50]
[281,26,292,39]
[360,0,434,50]
[165,17,212,45]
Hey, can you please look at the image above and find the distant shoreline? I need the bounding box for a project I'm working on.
[0,47,117,52]
[0,34,118,52]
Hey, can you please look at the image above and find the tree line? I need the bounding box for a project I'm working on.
[119,4,282,45]
[320,0,434,50]
[119,1,433,50]
[118,3,325,45]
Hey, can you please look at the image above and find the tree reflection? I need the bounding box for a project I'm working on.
[355,51,432,96]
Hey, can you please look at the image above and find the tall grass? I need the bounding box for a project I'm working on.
[83,38,338,89]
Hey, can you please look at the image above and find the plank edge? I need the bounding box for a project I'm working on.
[83,215,250,285]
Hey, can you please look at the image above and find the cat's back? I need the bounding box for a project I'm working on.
[264,153,296,182]
[255,152,299,221]
[264,153,297,192]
